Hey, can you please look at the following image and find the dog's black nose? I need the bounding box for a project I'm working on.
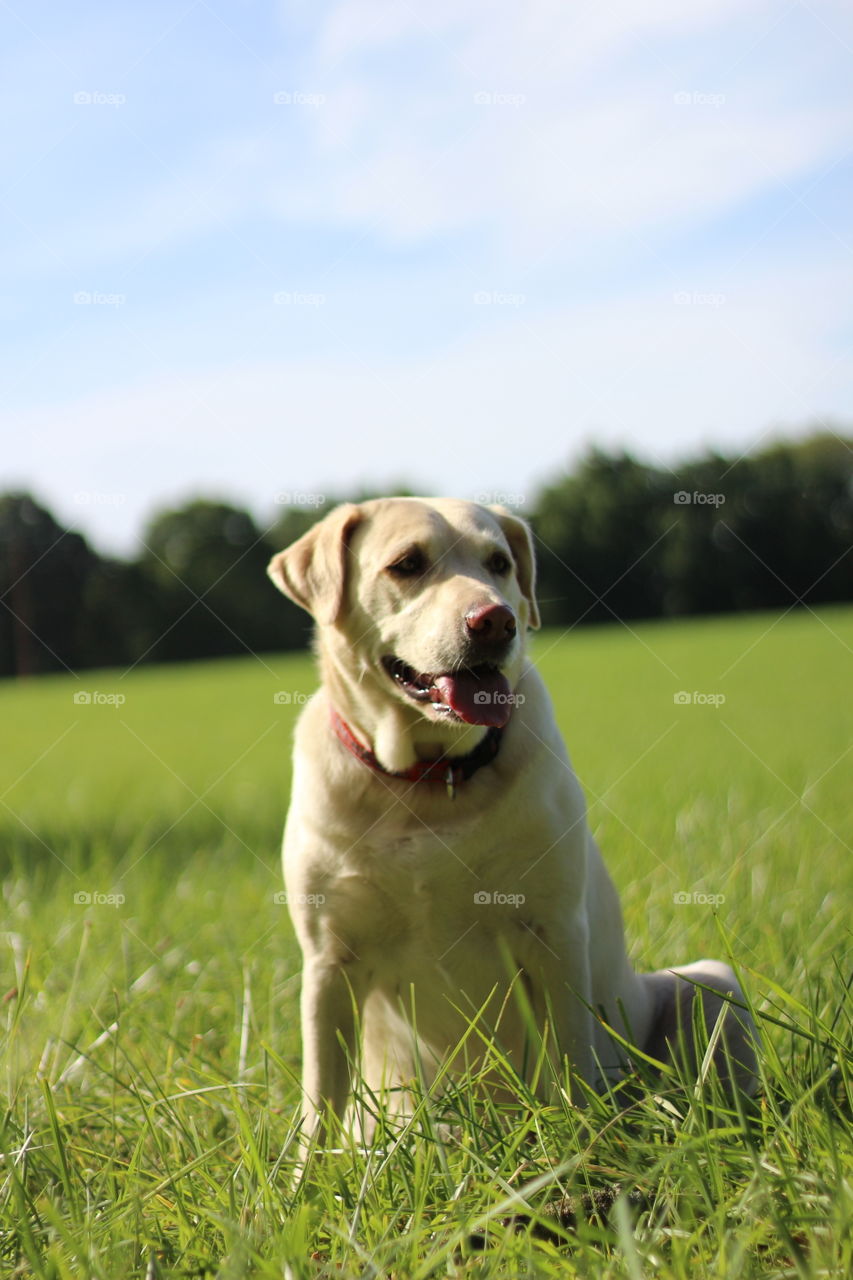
[465,603,516,643]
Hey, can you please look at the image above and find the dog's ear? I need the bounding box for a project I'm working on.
[267,502,363,624]
[487,506,541,630]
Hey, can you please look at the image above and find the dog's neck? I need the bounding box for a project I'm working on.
[318,643,489,774]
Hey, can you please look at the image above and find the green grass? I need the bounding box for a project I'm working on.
[1,608,851,1278]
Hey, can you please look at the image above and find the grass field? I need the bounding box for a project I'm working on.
[1,608,851,1278]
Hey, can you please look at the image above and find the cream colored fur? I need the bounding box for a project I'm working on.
[268,497,758,1151]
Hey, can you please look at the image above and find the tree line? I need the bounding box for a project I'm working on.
[1,430,850,678]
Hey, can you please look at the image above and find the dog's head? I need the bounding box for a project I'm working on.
[268,497,540,730]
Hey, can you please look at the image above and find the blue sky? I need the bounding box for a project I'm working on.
[3,0,852,552]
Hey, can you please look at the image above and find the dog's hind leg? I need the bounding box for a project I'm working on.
[639,959,760,1095]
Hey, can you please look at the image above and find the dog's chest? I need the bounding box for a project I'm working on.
[363,828,474,905]
[340,822,544,966]
[362,822,517,896]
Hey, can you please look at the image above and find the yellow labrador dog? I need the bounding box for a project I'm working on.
[268,498,758,1148]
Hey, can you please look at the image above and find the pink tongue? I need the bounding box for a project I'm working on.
[431,670,513,727]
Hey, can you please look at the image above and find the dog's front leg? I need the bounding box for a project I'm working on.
[299,954,362,1154]
[526,918,597,1099]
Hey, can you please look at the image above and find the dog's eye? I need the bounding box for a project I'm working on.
[387,549,427,577]
[487,551,511,576]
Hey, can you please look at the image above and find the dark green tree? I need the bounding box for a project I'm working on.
[663,432,853,615]
[0,493,97,677]
[138,500,295,661]
[532,450,671,626]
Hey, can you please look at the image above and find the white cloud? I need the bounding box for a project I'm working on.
[314,0,752,72]
[5,0,852,551]
[269,0,853,261]
[8,1,851,275]
[13,250,851,551]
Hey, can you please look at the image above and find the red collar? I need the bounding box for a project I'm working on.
[330,708,503,799]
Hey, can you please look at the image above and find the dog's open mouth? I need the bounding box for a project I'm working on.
[381,656,515,727]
